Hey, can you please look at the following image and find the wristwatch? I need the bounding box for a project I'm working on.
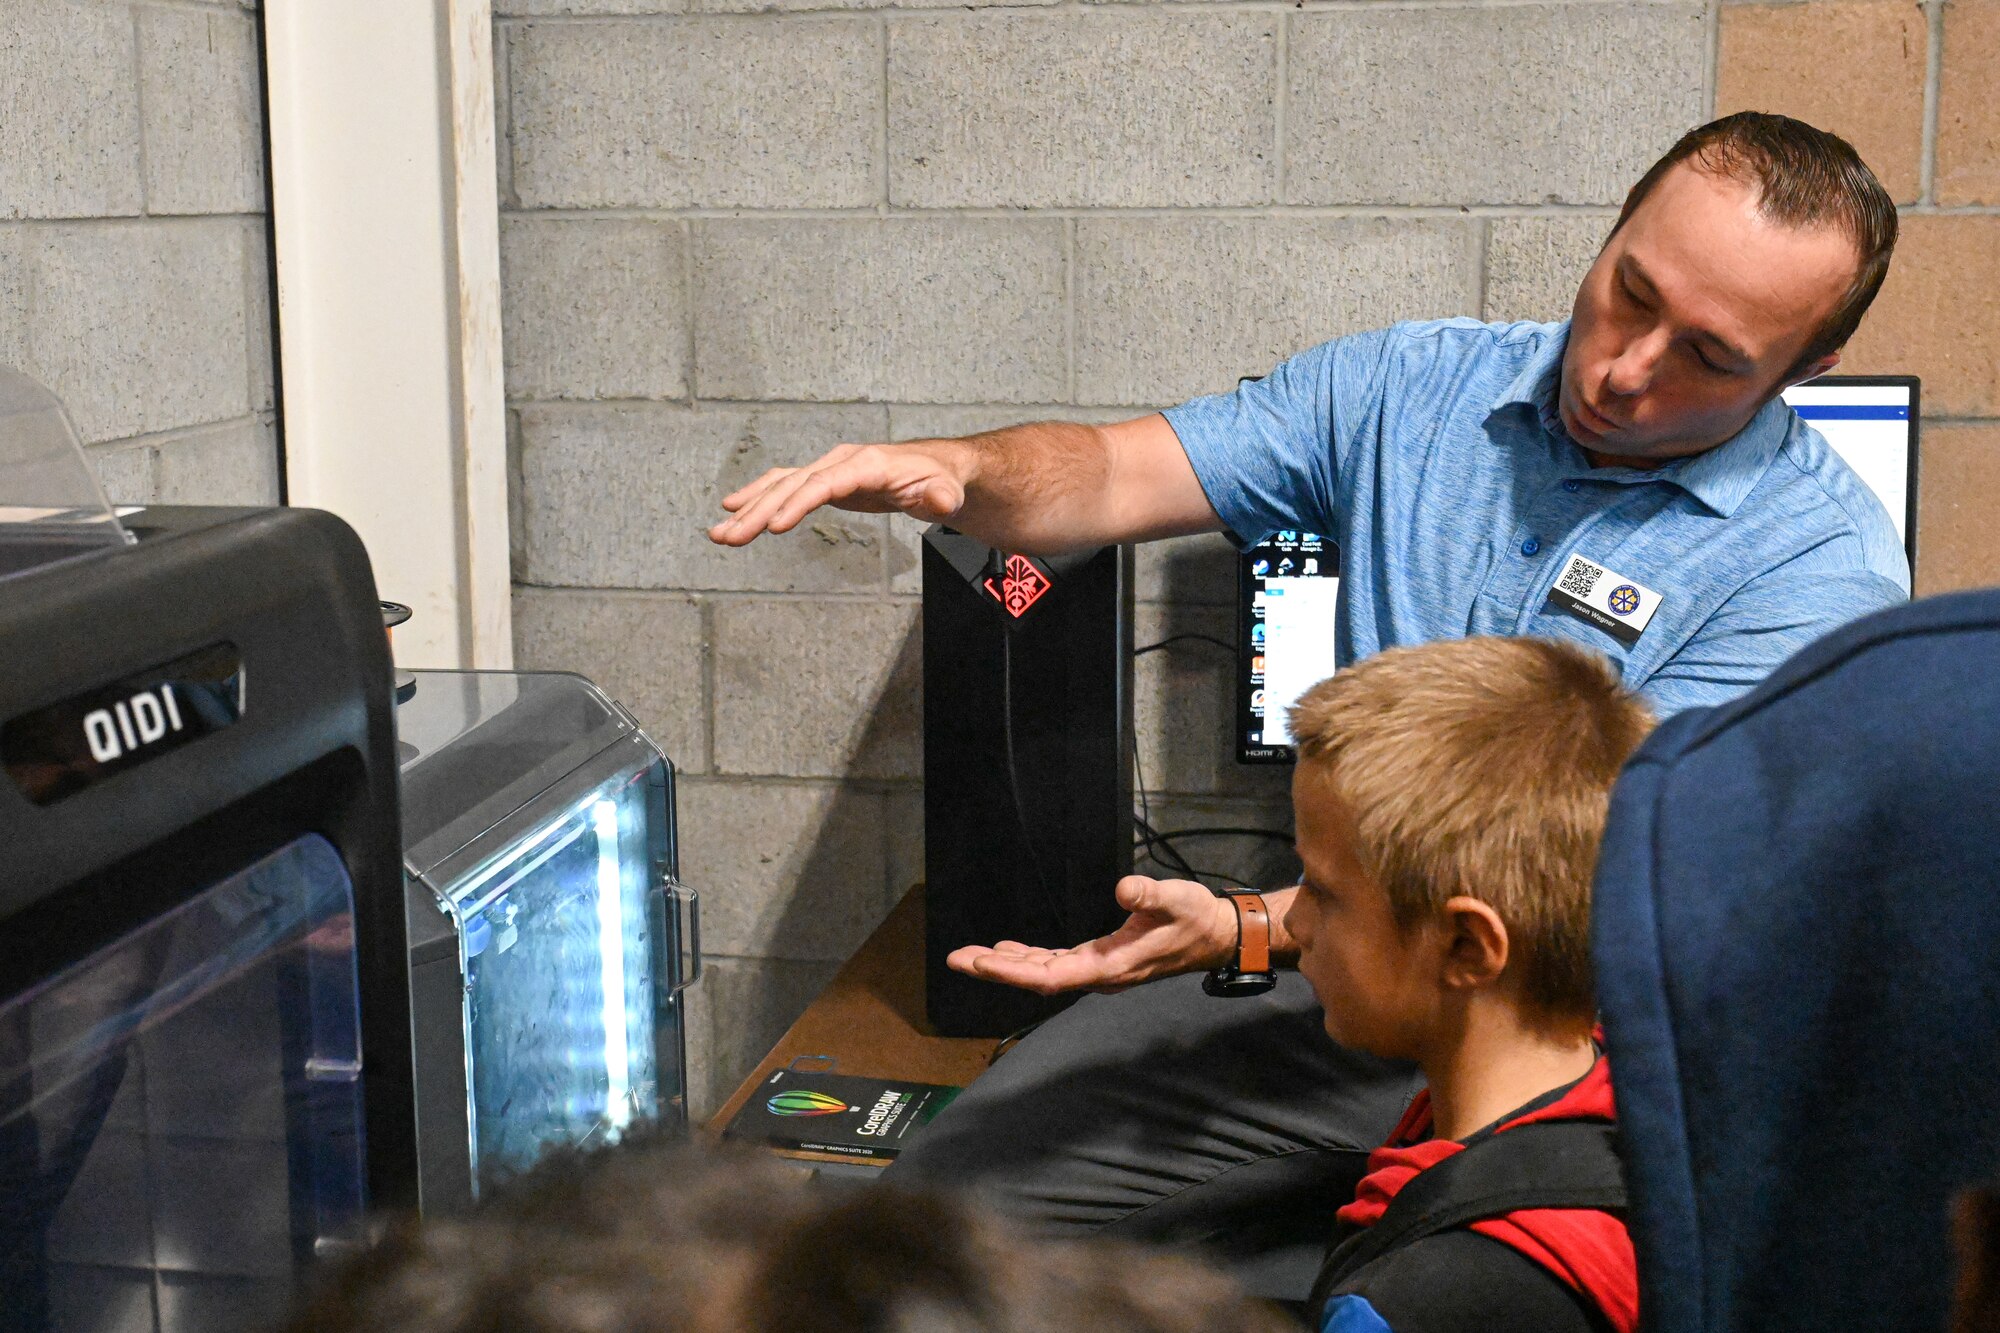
[1203,890,1279,998]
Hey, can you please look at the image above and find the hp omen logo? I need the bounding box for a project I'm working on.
[981,553,1055,620]
[82,686,186,763]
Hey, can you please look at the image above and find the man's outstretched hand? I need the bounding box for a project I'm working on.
[945,875,1239,996]
[709,441,971,547]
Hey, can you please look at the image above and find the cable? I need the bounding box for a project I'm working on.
[1131,727,1266,888]
[1146,826,1294,847]
[1131,739,1201,880]
[1128,630,1277,891]
[1132,817,1283,891]
[989,1018,1046,1065]
[1132,810,1259,890]
[1131,735,1162,862]
[1133,812,1199,880]
[1133,633,1236,658]
[1131,826,1254,890]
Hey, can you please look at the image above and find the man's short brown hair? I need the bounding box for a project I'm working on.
[1287,637,1654,1024]
[1614,111,1898,376]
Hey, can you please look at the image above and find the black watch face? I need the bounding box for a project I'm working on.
[1203,970,1279,998]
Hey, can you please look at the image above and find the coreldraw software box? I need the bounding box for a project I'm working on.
[723,1068,962,1162]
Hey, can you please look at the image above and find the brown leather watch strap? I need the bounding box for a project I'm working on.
[1231,893,1271,974]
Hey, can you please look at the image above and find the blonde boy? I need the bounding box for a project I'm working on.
[948,635,1655,1330]
[1286,636,1653,1333]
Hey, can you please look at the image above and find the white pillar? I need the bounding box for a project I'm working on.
[264,0,511,669]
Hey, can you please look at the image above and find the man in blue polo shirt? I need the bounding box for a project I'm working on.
[709,112,1906,1287]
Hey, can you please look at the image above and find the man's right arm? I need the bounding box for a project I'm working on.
[712,324,1387,557]
[708,412,1224,557]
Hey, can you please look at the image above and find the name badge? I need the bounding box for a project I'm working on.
[1545,553,1662,648]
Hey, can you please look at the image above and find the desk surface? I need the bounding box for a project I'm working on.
[706,887,1001,1150]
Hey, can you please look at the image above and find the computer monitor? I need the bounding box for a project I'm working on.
[1235,374,1921,763]
[1236,530,1339,763]
[1781,374,1920,566]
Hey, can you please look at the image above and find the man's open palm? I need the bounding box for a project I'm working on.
[945,875,1236,996]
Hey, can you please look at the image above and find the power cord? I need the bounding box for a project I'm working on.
[989,1018,1045,1065]
[1129,633,1286,890]
[1131,743,1197,879]
[1131,822,1257,889]
[1150,826,1293,848]
[1133,813,1202,880]
[1133,748,1260,889]
[1134,633,1236,658]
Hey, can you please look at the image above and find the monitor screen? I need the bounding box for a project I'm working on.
[1234,374,1920,764]
[1236,531,1339,763]
[1780,374,1919,564]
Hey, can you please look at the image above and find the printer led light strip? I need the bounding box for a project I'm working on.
[593,798,632,1133]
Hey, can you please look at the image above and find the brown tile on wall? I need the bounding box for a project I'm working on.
[1936,0,2000,205]
[1914,423,2000,597]
[1716,0,1928,204]
[1841,216,2000,419]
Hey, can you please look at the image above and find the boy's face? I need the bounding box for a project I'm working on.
[1285,765,1443,1062]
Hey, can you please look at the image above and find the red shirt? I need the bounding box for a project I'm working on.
[1335,1055,1638,1333]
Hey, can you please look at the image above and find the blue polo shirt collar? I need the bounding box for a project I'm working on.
[1489,326,1567,418]
[1644,398,1791,518]
[1489,323,1789,519]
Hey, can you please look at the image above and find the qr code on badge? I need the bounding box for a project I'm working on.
[1559,558,1604,599]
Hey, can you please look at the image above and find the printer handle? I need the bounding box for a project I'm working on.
[660,876,701,994]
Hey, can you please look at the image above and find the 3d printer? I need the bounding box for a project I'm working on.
[0,369,414,1332]
[397,668,697,1213]
[0,369,699,1331]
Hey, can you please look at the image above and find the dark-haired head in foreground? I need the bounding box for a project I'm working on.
[285,1136,1295,1333]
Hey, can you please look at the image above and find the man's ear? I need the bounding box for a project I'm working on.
[1439,897,1509,992]
[1784,350,1841,392]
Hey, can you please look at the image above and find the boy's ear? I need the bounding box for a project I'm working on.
[1438,897,1509,992]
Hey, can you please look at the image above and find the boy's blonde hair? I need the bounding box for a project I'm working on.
[1286,636,1655,1024]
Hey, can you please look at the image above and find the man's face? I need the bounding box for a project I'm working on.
[1284,766,1441,1062]
[1561,162,1859,465]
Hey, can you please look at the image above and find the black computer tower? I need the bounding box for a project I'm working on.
[922,529,1135,1037]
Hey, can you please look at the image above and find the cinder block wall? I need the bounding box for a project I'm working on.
[1715,0,2000,596]
[2,0,278,508]
[494,0,1716,1115]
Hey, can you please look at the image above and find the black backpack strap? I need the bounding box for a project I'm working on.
[1309,1121,1626,1313]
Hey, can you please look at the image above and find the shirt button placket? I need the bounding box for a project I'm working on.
[1521,537,1541,557]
